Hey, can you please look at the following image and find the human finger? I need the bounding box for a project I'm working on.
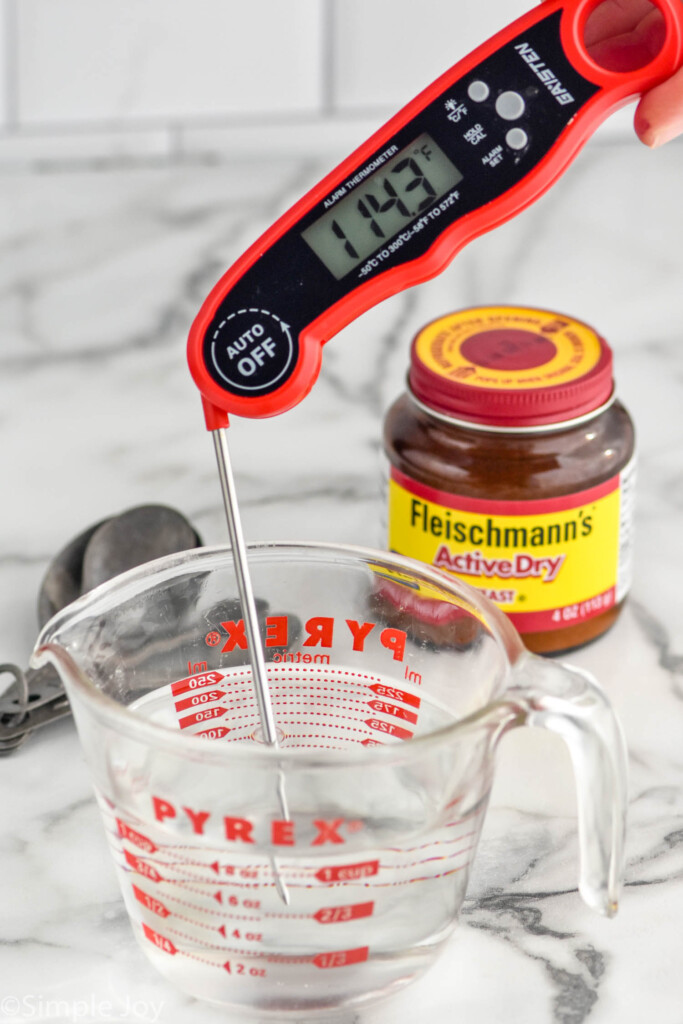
[635,62,683,144]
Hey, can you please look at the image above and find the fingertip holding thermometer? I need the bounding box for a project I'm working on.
[187,0,682,903]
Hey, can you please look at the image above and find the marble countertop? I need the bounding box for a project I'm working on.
[1,132,682,1024]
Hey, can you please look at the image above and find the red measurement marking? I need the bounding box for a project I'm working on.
[143,923,177,956]
[218,925,263,942]
[314,902,374,924]
[365,718,413,740]
[224,960,266,977]
[367,700,418,724]
[171,671,224,696]
[313,947,369,969]
[361,738,383,747]
[179,706,227,729]
[315,860,379,883]
[124,849,163,881]
[133,884,170,918]
[117,820,157,853]
[369,683,420,708]
[196,726,230,740]
[174,689,224,712]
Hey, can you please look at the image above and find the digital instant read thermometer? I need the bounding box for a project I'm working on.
[185,0,683,803]
[188,0,683,428]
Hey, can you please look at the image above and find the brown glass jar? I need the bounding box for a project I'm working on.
[383,306,636,655]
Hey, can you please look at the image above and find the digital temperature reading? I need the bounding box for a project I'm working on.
[301,134,463,279]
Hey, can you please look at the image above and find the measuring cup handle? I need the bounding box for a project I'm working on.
[504,652,628,917]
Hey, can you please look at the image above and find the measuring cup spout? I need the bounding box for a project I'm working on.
[31,641,82,690]
[501,652,627,917]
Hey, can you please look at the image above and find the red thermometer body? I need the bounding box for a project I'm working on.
[188,0,683,428]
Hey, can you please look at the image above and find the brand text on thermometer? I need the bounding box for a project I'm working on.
[514,42,575,105]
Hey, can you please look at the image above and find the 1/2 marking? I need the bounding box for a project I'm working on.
[133,885,170,918]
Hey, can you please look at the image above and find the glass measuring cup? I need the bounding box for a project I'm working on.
[32,543,627,1016]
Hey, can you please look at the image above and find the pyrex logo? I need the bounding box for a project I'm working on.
[215,616,407,662]
[146,803,363,848]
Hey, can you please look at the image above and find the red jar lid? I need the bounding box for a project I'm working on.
[409,305,614,427]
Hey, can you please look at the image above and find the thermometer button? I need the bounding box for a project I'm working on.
[495,91,525,120]
[506,127,529,151]
[467,80,490,103]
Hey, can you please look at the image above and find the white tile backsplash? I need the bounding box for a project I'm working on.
[0,0,11,129]
[0,0,637,163]
[331,0,529,112]
[17,0,324,125]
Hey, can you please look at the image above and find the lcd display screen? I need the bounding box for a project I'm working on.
[301,133,464,279]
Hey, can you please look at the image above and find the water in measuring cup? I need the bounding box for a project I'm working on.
[99,664,487,1014]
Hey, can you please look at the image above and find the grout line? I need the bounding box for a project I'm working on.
[2,0,19,129]
[321,0,336,116]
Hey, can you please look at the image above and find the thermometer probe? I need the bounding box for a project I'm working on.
[187,0,683,827]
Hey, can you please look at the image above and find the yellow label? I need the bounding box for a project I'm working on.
[414,305,603,391]
[386,464,635,633]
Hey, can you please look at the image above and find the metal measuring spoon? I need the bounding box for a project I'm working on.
[1,505,204,752]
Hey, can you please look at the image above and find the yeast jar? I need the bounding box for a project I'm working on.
[383,306,636,655]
